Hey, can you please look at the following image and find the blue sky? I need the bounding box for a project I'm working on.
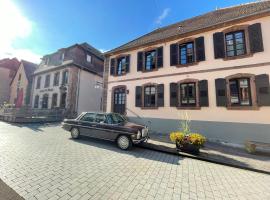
[0,0,251,63]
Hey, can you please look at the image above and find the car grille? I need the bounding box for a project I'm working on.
[142,128,148,137]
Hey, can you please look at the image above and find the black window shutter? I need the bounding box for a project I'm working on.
[170,43,178,66]
[255,74,270,106]
[215,78,227,107]
[110,58,115,75]
[198,80,209,107]
[213,32,225,59]
[137,52,143,71]
[157,47,163,68]
[195,37,205,62]
[125,55,130,73]
[157,84,164,107]
[170,83,178,107]
[135,86,142,107]
[248,23,264,53]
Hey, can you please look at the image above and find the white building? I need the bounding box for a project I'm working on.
[31,43,104,117]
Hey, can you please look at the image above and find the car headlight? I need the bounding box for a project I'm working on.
[137,130,141,139]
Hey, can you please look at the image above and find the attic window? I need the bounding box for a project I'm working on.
[178,25,184,31]
[87,54,92,63]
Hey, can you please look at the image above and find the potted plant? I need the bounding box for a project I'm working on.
[170,113,206,155]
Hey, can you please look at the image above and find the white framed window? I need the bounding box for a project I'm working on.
[87,54,92,63]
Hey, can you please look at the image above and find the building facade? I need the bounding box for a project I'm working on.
[0,58,20,105]
[31,43,104,117]
[10,60,37,107]
[104,1,270,145]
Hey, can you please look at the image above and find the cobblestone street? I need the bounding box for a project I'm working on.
[0,121,269,200]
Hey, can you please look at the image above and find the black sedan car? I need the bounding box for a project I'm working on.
[61,112,149,150]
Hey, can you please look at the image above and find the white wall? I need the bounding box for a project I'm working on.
[77,70,103,114]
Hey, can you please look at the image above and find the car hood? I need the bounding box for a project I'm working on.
[123,121,145,130]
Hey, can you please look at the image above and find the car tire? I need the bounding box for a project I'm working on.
[116,135,132,150]
[70,127,80,139]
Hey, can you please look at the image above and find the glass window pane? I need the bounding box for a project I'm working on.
[229,80,240,104]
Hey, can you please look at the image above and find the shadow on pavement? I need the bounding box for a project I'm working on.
[0,179,24,200]
[6,122,61,133]
[70,136,183,166]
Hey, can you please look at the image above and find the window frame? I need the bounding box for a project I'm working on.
[144,50,157,72]
[34,95,39,108]
[62,70,69,85]
[225,30,247,58]
[51,93,58,108]
[225,73,258,109]
[141,83,158,109]
[86,54,92,63]
[44,74,51,88]
[116,56,127,76]
[42,94,49,109]
[179,82,197,107]
[221,25,252,60]
[53,72,60,86]
[36,76,41,89]
[179,42,195,65]
[177,79,200,109]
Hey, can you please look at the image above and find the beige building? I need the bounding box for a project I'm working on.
[0,58,20,105]
[104,1,270,145]
[10,60,37,107]
[31,43,104,117]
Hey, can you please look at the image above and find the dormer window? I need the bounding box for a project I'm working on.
[61,53,65,62]
[87,54,92,63]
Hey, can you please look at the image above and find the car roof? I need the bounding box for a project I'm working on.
[81,111,119,115]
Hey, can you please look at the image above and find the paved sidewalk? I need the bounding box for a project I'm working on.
[142,133,270,173]
[0,122,270,200]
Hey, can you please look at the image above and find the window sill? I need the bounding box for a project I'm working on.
[177,106,201,110]
[174,62,198,68]
[141,68,159,73]
[140,107,159,110]
[226,106,259,110]
[223,53,253,61]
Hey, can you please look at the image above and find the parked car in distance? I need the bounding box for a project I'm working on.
[61,112,149,150]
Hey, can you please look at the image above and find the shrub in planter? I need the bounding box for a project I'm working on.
[170,113,206,154]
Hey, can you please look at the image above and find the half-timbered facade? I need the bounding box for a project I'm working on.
[103,1,270,145]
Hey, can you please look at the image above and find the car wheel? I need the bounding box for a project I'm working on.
[117,135,132,150]
[70,127,80,139]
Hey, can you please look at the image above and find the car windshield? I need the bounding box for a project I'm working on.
[106,113,126,124]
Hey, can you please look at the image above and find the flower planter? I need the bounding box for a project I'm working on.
[176,143,200,155]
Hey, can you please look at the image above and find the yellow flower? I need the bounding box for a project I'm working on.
[189,133,206,147]
[170,131,185,143]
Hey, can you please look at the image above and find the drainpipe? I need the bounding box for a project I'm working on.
[75,68,81,116]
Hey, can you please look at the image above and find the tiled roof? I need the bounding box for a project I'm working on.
[106,1,270,55]
[80,43,104,60]
[0,58,20,72]
[21,60,38,82]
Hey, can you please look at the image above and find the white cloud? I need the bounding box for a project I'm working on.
[0,0,41,63]
[99,49,110,53]
[155,8,170,25]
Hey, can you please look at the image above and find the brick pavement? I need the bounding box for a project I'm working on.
[0,122,269,200]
